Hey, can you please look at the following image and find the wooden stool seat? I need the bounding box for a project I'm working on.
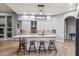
[39,41,46,53]
[48,40,57,53]
[17,38,26,55]
[29,41,36,54]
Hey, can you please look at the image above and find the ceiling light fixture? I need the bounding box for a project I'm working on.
[23,12,27,14]
[35,4,47,20]
[70,8,73,10]
[69,3,73,6]
[31,12,34,15]
[38,4,44,15]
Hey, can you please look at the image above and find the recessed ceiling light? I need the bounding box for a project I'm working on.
[23,12,27,14]
[69,3,73,6]
[47,13,51,15]
[23,15,28,18]
[31,12,34,15]
[70,8,73,10]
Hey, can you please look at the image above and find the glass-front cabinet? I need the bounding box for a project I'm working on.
[0,15,12,39]
[0,16,5,38]
[7,16,12,38]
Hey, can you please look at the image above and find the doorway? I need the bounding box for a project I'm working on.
[64,16,76,40]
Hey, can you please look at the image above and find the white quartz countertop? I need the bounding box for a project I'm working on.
[13,34,56,38]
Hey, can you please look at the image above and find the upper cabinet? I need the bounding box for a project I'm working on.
[18,15,35,21]
[7,16,12,27]
[6,16,12,38]
[0,16,5,38]
[0,16,5,27]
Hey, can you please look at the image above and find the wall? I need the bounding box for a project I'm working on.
[12,13,18,36]
[53,11,76,42]
[52,15,64,42]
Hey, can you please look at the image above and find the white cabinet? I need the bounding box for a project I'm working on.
[0,15,12,39]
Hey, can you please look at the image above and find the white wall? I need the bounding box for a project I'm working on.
[53,11,76,42]
[52,15,65,42]
[12,13,18,36]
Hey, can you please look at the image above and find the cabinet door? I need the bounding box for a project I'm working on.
[7,16,12,27]
[31,27,37,33]
[0,16,5,27]
[7,28,12,37]
[0,28,4,38]
[7,16,12,37]
[0,16,5,38]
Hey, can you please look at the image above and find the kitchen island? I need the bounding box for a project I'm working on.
[13,34,56,50]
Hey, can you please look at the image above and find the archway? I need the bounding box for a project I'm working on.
[64,16,76,41]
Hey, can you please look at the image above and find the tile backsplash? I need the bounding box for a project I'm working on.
[18,28,56,35]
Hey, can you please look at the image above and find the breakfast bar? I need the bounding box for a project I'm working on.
[13,34,56,39]
[13,34,56,50]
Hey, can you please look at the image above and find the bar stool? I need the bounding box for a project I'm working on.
[39,41,46,53]
[48,40,57,53]
[69,33,75,40]
[17,37,26,55]
[29,41,36,54]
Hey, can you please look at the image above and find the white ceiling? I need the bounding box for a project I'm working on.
[0,3,14,13]
[0,3,77,15]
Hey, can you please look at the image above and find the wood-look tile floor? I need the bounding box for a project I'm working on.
[0,39,75,56]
